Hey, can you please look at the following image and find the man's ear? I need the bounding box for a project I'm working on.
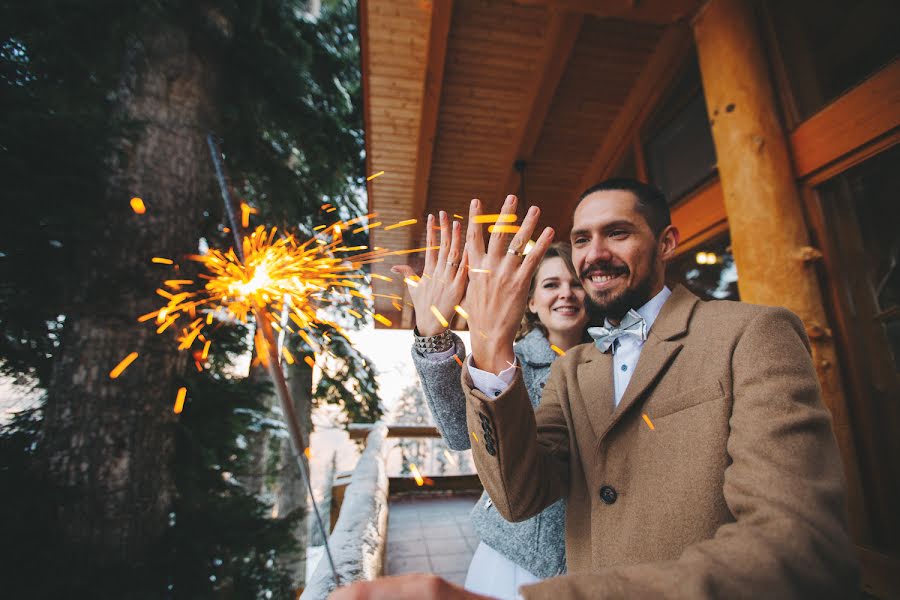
[659,225,680,261]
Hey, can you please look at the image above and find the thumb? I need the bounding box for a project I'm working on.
[391,265,416,280]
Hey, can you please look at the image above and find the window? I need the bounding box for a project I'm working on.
[642,54,717,204]
[667,233,738,302]
[765,0,900,123]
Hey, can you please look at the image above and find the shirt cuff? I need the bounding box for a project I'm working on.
[466,354,516,398]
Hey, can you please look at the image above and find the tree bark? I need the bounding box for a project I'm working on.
[40,21,218,570]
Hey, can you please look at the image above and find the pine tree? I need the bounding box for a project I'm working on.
[0,0,379,595]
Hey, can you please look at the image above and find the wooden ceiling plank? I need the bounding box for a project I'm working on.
[493,10,584,203]
[513,0,703,24]
[571,24,692,213]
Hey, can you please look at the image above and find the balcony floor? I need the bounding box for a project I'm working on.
[385,493,480,586]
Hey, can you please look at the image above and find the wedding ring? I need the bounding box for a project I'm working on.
[506,247,525,258]
[447,260,459,268]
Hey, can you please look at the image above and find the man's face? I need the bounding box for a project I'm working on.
[570,190,676,320]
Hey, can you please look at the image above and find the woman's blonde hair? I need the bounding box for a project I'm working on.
[516,242,582,341]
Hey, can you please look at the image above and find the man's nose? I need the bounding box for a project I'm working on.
[585,238,613,265]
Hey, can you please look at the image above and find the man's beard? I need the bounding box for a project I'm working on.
[582,250,657,322]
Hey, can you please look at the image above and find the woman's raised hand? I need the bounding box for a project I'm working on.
[391,211,468,337]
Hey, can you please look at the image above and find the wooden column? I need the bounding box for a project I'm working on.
[692,0,869,543]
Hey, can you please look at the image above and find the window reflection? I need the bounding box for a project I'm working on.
[667,233,738,301]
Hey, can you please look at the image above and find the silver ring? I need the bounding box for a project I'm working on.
[447,260,459,268]
[506,248,525,258]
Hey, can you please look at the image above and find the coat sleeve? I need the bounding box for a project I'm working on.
[520,307,859,599]
[463,358,570,522]
[410,332,471,450]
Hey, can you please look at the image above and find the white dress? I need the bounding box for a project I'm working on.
[464,540,541,600]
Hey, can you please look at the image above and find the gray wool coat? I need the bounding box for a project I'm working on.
[411,328,566,578]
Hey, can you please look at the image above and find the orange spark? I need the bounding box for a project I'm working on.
[430,305,449,328]
[373,313,392,327]
[370,273,393,282]
[383,218,417,231]
[240,202,258,228]
[130,197,146,214]
[550,344,565,356]
[313,224,327,231]
[352,221,382,234]
[152,257,174,265]
[453,355,464,367]
[347,309,363,319]
[194,360,203,372]
[454,305,469,319]
[409,463,425,486]
[642,413,655,430]
[325,207,337,213]
[473,213,516,224]
[304,447,312,459]
[471,431,479,442]
[201,340,211,360]
[469,268,490,274]
[174,387,187,414]
[282,347,296,365]
[404,277,418,288]
[304,355,316,368]
[488,225,521,234]
[453,214,464,219]
[366,170,385,181]
[109,352,139,379]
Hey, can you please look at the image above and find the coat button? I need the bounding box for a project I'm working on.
[539,381,545,388]
[493,390,501,397]
[599,485,617,505]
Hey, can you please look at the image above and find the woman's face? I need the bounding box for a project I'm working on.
[528,256,589,338]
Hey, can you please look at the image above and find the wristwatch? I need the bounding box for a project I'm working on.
[413,327,454,353]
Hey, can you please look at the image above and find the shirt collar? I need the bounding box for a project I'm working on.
[603,285,672,335]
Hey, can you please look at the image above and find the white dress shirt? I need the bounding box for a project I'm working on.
[469,286,672,406]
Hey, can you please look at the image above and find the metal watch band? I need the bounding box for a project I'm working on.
[413,327,454,354]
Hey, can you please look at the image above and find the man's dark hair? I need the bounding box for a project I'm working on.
[577,178,671,237]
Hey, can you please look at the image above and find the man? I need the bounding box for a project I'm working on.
[331,179,858,599]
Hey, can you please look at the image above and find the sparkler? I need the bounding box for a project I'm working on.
[129,136,448,588]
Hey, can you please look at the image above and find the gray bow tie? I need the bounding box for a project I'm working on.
[588,309,647,353]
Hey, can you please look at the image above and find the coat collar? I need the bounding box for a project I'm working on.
[515,328,557,368]
[577,284,700,449]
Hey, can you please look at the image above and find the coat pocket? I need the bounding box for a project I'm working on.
[647,379,726,419]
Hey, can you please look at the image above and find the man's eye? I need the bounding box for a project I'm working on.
[610,230,628,238]
[573,237,588,245]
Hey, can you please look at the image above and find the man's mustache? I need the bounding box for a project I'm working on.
[579,262,629,280]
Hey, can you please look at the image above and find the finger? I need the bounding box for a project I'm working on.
[423,214,437,276]
[487,194,518,259]
[465,198,485,260]
[444,219,462,275]
[519,226,555,282]
[454,246,468,284]
[503,205,540,264]
[436,211,450,270]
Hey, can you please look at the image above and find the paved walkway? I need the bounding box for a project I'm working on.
[385,494,479,586]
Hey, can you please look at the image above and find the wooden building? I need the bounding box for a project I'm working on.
[359,0,899,596]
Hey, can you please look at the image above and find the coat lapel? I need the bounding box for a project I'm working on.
[577,344,615,442]
[594,285,699,447]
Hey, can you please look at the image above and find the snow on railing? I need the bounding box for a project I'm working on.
[301,422,390,599]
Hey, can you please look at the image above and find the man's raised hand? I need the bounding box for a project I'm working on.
[463,194,554,375]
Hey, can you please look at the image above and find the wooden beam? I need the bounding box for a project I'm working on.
[494,11,584,204]
[789,59,900,180]
[360,0,375,216]
[564,23,692,228]
[409,0,454,246]
[693,0,869,544]
[515,0,702,24]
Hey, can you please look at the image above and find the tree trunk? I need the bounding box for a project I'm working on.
[40,21,219,574]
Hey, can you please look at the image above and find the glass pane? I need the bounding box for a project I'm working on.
[667,233,738,301]
[766,0,900,121]
[816,144,900,371]
[644,93,718,204]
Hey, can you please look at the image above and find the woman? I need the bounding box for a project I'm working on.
[393,211,590,600]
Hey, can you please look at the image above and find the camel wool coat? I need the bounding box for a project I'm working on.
[463,285,858,599]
